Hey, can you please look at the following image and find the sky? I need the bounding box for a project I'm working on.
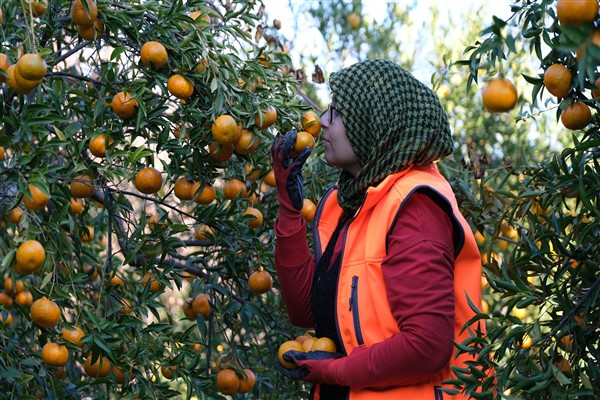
[259,1,515,97]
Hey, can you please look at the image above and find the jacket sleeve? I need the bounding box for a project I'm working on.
[274,204,315,328]
[333,191,456,389]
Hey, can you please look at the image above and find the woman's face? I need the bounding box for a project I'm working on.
[320,104,361,176]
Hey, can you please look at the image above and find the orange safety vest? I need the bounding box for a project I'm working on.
[312,163,484,400]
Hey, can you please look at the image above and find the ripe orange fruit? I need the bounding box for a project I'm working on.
[119,298,132,314]
[111,91,138,119]
[192,182,216,204]
[516,333,533,350]
[238,369,256,394]
[234,129,259,154]
[0,292,13,309]
[22,0,48,17]
[61,325,85,347]
[16,240,46,274]
[223,178,247,200]
[71,0,98,27]
[248,270,273,294]
[263,170,276,187]
[195,225,214,241]
[41,342,69,366]
[84,353,111,377]
[212,115,241,145]
[16,53,46,81]
[23,183,49,212]
[0,53,9,78]
[556,0,598,26]
[513,307,527,319]
[140,41,168,69]
[89,134,112,158]
[81,225,95,242]
[302,337,316,352]
[215,369,240,395]
[561,101,592,130]
[301,199,317,222]
[554,358,572,374]
[254,106,277,129]
[192,293,210,318]
[6,65,37,94]
[77,19,104,40]
[110,274,124,286]
[245,165,260,181]
[294,131,315,153]
[15,290,33,307]
[30,297,60,328]
[135,167,162,194]
[592,76,600,99]
[243,207,263,229]
[561,335,574,352]
[576,30,600,62]
[196,58,209,74]
[69,197,84,215]
[310,337,337,352]
[173,177,195,200]
[188,10,211,28]
[13,65,42,91]
[348,12,361,29]
[9,207,24,224]
[543,64,572,99]
[301,111,322,137]
[209,141,234,162]
[482,78,518,112]
[112,366,131,384]
[167,74,194,99]
[77,18,102,39]
[0,312,13,325]
[183,301,196,319]
[277,340,304,369]
[161,365,177,380]
[142,273,165,293]
[70,175,95,198]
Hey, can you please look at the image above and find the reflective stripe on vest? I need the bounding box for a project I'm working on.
[313,164,484,399]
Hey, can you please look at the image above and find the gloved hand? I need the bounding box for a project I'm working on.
[276,350,344,385]
[271,129,312,211]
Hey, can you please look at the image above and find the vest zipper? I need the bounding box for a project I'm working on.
[349,276,364,346]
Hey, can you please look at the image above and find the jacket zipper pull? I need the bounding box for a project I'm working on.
[349,278,357,311]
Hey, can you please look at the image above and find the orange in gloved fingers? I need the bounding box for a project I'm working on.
[278,340,305,369]
[293,131,315,154]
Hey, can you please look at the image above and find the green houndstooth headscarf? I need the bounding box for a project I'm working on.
[329,59,453,215]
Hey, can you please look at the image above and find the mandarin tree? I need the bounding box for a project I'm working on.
[0,0,315,398]
[451,1,600,398]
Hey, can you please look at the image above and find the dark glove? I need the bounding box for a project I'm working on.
[276,350,344,385]
[271,129,312,210]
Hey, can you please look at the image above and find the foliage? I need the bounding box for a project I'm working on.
[0,0,323,398]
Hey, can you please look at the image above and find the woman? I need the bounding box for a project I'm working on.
[271,59,484,399]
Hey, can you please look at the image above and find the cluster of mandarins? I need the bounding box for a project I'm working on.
[278,334,337,369]
[213,359,257,395]
[483,0,600,132]
[71,0,104,40]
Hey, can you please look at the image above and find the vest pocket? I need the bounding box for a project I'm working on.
[349,276,365,346]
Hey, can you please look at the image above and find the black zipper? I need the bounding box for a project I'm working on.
[349,275,364,346]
